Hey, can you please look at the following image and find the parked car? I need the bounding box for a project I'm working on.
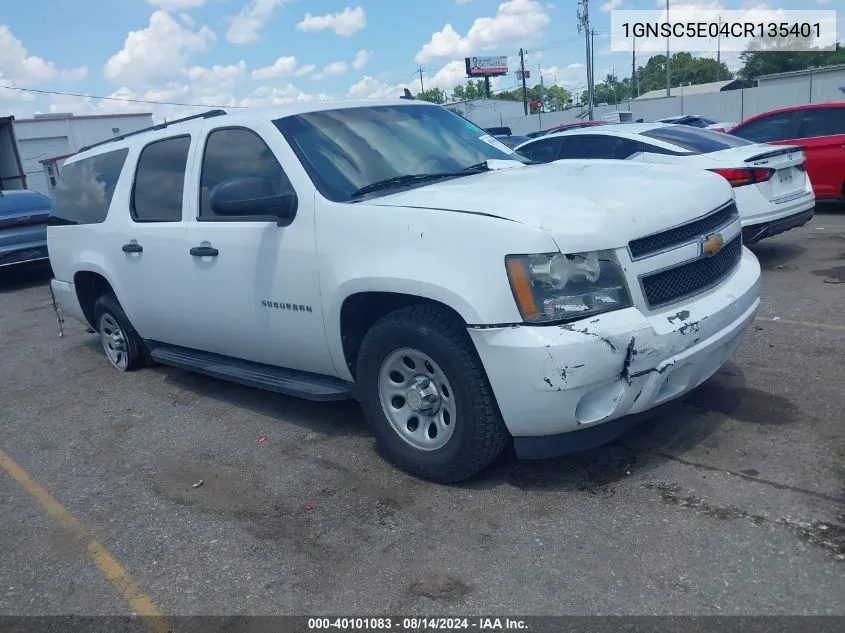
[656,114,737,132]
[524,130,548,139]
[0,189,51,269]
[728,102,845,201]
[516,123,815,244]
[494,134,531,149]
[47,101,761,483]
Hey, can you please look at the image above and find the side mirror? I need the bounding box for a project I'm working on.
[209,177,297,227]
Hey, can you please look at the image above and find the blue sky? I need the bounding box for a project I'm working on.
[0,0,838,120]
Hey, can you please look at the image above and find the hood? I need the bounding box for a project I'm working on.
[367,160,734,252]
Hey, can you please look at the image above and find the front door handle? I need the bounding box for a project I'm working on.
[190,246,219,257]
[122,243,143,253]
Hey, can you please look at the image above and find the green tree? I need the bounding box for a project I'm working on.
[739,41,845,79]
[451,80,487,101]
[635,53,732,94]
[416,87,446,104]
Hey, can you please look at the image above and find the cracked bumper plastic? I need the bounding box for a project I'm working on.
[468,246,761,442]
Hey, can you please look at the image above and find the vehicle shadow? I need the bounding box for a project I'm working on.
[0,261,52,293]
[99,346,751,493]
[462,362,752,492]
[748,241,806,271]
[154,364,370,438]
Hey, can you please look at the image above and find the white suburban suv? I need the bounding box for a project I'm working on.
[47,100,761,483]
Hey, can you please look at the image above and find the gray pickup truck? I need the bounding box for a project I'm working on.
[0,190,51,269]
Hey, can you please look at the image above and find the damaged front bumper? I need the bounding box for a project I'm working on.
[468,246,761,457]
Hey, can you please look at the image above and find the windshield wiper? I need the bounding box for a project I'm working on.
[350,167,488,199]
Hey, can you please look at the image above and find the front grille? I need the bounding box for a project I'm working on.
[629,202,738,259]
[641,236,742,308]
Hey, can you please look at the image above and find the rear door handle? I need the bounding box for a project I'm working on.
[190,246,219,257]
[122,243,143,253]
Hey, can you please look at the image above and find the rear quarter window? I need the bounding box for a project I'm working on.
[641,126,755,154]
[49,148,129,226]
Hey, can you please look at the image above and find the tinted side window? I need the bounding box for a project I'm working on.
[796,108,845,138]
[131,136,191,222]
[518,138,560,163]
[558,135,634,159]
[199,128,294,218]
[641,126,754,153]
[49,148,129,225]
[731,112,796,143]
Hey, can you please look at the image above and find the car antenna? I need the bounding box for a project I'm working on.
[399,88,414,100]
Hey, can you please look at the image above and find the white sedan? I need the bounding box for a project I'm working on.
[515,123,815,244]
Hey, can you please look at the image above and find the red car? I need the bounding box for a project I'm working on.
[728,102,845,201]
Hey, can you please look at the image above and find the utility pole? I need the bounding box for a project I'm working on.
[591,28,596,106]
[417,67,425,93]
[631,35,638,102]
[538,67,544,128]
[519,48,528,115]
[577,0,593,120]
[716,15,722,82]
[665,0,671,97]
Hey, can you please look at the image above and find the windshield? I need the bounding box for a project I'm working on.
[641,125,755,154]
[273,104,526,202]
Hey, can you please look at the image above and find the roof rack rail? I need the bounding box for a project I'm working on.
[78,109,228,153]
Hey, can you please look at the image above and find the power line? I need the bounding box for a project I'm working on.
[0,84,247,109]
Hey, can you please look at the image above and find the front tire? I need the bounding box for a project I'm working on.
[357,304,509,483]
[92,293,146,372]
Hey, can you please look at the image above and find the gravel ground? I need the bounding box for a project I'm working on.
[0,208,843,619]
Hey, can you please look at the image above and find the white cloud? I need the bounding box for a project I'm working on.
[540,63,587,88]
[353,49,372,70]
[601,0,623,12]
[251,55,299,79]
[227,0,289,44]
[0,24,87,94]
[415,0,550,63]
[347,76,411,99]
[312,61,349,80]
[147,0,207,9]
[104,10,215,85]
[179,13,196,27]
[239,84,331,107]
[296,6,366,37]
[295,64,316,76]
[428,60,469,90]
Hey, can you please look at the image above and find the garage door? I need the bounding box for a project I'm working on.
[19,136,70,196]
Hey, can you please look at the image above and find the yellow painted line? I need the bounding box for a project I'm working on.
[755,316,845,333]
[0,448,172,633]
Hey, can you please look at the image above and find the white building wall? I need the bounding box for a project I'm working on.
[14,114,153,196]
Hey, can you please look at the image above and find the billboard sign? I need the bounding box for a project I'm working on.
[465,56,508,77]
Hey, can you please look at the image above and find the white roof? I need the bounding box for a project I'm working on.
[71,98,433,160]
[634,80,739,101]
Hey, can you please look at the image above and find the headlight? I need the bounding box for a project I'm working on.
[505,250,632,323]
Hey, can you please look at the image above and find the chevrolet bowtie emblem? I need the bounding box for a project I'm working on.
[701,233,725,257]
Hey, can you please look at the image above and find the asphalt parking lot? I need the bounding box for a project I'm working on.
[1,209,843,620]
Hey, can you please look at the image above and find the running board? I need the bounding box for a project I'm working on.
[148,343,354,401]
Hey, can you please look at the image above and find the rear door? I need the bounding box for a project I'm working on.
[787,107,845,199]
[112,134,193,342]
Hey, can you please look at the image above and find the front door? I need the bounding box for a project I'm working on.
[175,121,336,377]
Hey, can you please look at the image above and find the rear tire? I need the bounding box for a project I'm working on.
[92,293,146,372]
[356,304,509,483]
